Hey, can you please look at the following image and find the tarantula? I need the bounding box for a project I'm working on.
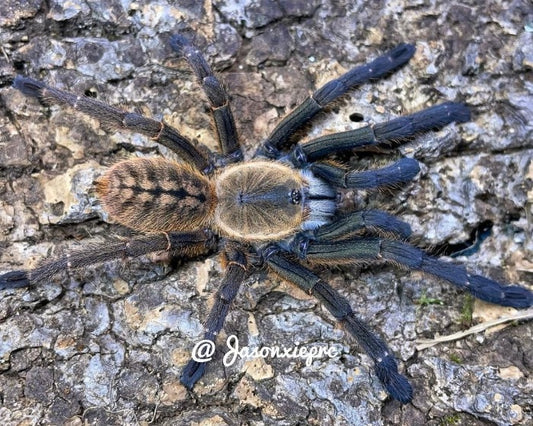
[1,35,532,404]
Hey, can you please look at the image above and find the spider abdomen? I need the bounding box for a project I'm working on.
[96,158,216,232]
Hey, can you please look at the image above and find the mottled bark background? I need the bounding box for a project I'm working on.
[0,0,532,425]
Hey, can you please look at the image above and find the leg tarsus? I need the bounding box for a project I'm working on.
[313,43,416,105]
[417,251,532,308]
[373,102,470,141]
[180,360,207,390]
[0,270,30,291]
[374,354,413,404]
[12,75,45,98]
[466,274,532,309]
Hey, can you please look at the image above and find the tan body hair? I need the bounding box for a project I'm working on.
[214,161,307,241]
[96,158,307,242]
[96,157,216,233]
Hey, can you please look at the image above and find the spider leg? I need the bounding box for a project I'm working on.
[169,35,242,164]
[312,210,412,240]
[257,43,416,158]
[310,157,420,189]
[0,230,216,290]
[180,246,248,389]
[266,251,413,404]
[12,76,214,173]
[291,236,533,309]
[289,102,470,166]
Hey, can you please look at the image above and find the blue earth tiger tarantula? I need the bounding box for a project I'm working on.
[1,34,532,404]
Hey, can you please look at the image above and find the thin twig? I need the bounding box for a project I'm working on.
[416,308,533,351]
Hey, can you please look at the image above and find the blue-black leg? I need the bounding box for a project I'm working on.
[310,157,420,189]
[12,76,214,173]
[257,43,416,158]
[289,102,470,166]
[312,210,412,241]
[0,231,216,291]
[266,251,413,404]
[170,35,242,164]
[291,236,533,309]
[180,246,248,389]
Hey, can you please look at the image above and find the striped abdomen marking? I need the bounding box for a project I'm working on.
[96,158,216,232]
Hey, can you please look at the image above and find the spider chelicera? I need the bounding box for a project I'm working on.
[1,34,532,404]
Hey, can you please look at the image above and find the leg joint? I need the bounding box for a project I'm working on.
[311,280,353,320]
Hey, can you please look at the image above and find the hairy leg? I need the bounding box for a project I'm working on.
[266,251,413,403]
[170,35,242,164]
[291,236,533,309]
[257,43,416,158]
[310,157,420,189]
[289,102,470,166]
[12,76,214,173]
[180,246,248,389]
[312,210,412,240]
[0,230,216,290]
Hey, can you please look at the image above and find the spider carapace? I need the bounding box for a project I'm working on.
[1,34,532,405]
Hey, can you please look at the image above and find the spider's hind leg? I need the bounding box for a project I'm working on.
[0,230,216,290]
[170,35,242,164]
[12,76,213,173]
[180,246,248,389]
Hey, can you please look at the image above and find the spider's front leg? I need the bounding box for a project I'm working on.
[265,251,413,404]
[288,102,470,166]
[291,235,533,309]
[258,43,416,157]
[180,245,249,389]
[311,157,421,189]
[0,230,216,290]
